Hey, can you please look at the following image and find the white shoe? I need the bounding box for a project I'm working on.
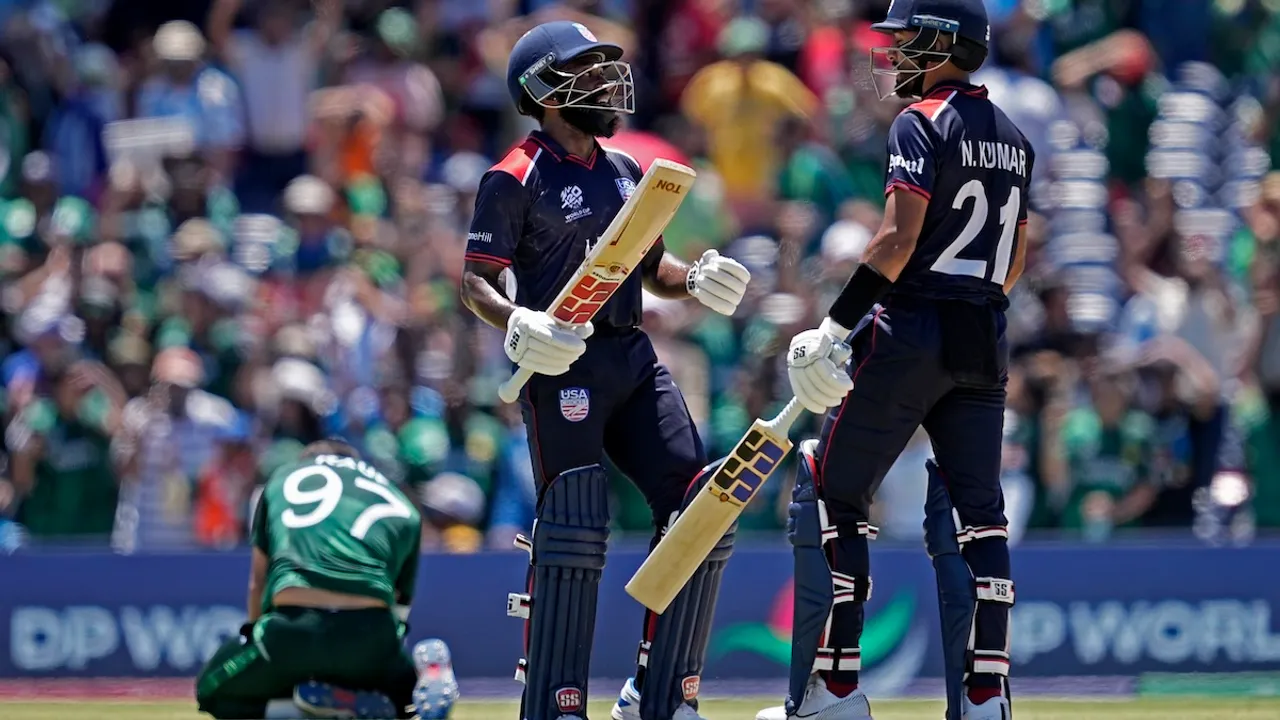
[611,678,641,720]
[961,696,1010,720]
[755,675,873,720]
[611,677,708,720]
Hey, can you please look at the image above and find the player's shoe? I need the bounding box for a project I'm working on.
[610,677,708,720]
[755,674,873,720]
[610,677,642,720]
[961,695,1010,720]
[411,638,459,719]
[293,680,397,719]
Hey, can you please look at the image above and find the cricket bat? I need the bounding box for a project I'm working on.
[626,350,851,614]
[497,159,696,404]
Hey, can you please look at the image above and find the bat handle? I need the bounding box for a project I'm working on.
[832,341,853,367]
[764,396,805,435]
[497,367,534,404]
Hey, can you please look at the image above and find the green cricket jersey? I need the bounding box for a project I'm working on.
[251,454,422,613]
[1060,408,1153,529]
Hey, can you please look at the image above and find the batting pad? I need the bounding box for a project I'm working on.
[517,464,610,720]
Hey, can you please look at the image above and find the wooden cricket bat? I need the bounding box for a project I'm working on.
[626,348,850,613]
[497,159,696,403]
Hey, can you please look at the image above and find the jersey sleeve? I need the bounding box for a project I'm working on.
[250,489,270,554]
[884,110,939,201]
[640,236,666,274]
[464,170,526,268]
[394,518,422,605]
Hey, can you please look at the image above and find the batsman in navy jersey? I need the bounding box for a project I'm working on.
[759,2,1033,720]
[459,20,752,720]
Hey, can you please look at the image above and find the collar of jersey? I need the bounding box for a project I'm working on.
[529,130,599,169]
[922,80,989,100]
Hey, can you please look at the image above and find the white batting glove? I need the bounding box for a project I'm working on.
[687,249,751,316]
[504,307,590,377]
[787,317,855,414]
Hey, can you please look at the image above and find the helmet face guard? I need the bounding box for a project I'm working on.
[869,15,959,100]
[519,51,635,114]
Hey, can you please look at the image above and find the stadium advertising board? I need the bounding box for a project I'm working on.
[2,543,1279,688]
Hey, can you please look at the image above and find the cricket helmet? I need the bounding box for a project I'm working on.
[869,0,990,99]
[506,21,634,118]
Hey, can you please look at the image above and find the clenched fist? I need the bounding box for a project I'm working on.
[687,249,751,316]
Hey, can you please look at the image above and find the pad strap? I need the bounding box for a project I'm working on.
[975,577,1015,605]
[812,493,875,674]
[956,523,1009,544]
[812,552,874,673]
[971,649,1012,676]
[967,567,1015,679]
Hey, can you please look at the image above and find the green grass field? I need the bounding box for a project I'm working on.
[5,698,1280,719]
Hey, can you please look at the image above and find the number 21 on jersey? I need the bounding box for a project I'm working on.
[931,179,1019,285]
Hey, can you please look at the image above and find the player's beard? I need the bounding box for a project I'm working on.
[894,62,927,99]
[561,106,621,138]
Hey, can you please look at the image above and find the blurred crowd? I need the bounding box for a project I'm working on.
[0,0,1277,554]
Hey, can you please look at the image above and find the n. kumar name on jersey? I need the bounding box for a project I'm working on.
[961,140,1029,177]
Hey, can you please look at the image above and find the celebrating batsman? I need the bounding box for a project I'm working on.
[758,2,1034,720]
[459,20,751,720]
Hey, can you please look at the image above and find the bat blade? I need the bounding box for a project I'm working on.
[497,159,695,403]
[626,405,799,614]
[548,159,695,325]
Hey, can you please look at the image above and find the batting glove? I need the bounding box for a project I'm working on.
[787,317,854,415]
[504,307,589,377]
[687,249,751,316]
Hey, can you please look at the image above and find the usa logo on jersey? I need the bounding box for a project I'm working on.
[616,177,636,200]
[559,388,590,422]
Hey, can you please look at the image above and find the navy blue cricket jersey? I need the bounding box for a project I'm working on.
[884,81,1035,308]
[464,131,660,329]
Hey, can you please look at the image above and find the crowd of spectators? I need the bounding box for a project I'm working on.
[0,0,1276,554]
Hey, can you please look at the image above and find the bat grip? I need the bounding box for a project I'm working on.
[764,396,805,435]
[497,367,533,404]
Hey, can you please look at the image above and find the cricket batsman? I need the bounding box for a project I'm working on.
[459,20,751,720]
[195,439,459,719]
[757,2,1033,719]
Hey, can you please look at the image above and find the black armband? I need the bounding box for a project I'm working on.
[828,263,893,329]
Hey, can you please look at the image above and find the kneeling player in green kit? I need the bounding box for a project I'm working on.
[195,440,459,719]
